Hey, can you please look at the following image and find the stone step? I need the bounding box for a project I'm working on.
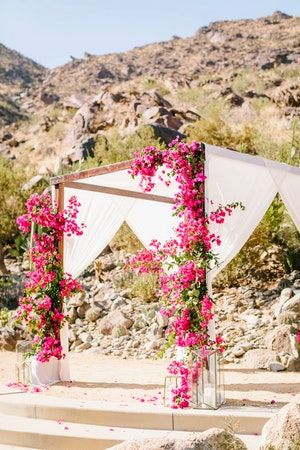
[0,393,275,435]
[0,413,261,450]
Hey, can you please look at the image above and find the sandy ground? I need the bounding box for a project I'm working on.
[1,351,299,409]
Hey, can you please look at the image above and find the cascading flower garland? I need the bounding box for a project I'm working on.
[128,139,244,408]
[15,193,84,363]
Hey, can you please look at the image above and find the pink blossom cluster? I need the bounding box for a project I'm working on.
[168,360,190,408]
[128,139,243,407]
[15,193,84,363]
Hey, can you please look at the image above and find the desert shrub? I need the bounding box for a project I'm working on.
[0,158,32,272]
[177,86,226,114]
[113,268,159,303]
[186,109,258,154]
[0,307,10,327]
[231,69,266,95]
[142,78,170,96]
[47,105,63,121]
[131,273,159,303]
[110,223,143,254]
[47,121,66,140]
[0,157,47,271]
[250,97,272,112]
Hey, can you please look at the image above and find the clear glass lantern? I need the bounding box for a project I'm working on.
[15,340,32,384]
[189,349,225,409]
[164,375,181,407]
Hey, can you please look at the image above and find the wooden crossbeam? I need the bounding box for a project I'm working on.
[64,181,174,204]
[51,160,133,185]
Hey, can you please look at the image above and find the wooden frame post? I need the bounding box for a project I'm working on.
[55,183,65,269]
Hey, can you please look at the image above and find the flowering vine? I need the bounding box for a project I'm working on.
[15,193,84,363]
[128,139,244,408]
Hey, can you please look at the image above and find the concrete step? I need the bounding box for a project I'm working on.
[0,413,261,450]
[0,393,275,435]
[0,446,41,450]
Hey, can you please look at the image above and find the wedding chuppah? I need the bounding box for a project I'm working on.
[17,141,300,408]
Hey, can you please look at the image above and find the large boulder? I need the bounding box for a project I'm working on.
[265,325,297,355]
[85,306,102,322]
[281,294,300,316]
[99,310,133,335]
[108,428,247,450]
[260,402,300,449]
[242,349,279,369]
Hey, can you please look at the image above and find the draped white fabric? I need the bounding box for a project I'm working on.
[205,145,279,281]
[276,169,300,231]
[64,188,135,278]
[60,188,176,383]
[126,200,177,247]
[31,144,300,385]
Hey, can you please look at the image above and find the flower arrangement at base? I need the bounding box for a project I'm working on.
[15,193,84,363]
[128,139,244,408]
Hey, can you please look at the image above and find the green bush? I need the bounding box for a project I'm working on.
[113,268,159,303]
[0,158,32,272]
[230,69,266,95]
[131,273,159,303]
[0,157,48,271]
[186,110,259,154]
[0,307,10,327]
[142,78,170,96]
[110,223,143,254]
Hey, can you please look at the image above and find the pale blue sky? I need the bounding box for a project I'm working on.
[1,0,299,68]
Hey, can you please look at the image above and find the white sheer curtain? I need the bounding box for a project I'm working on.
[205,145,278,343]
[60,190,136,381]
[64,188,135,278]
[32,190,136,384]
[126,199,178,247]
[205,145,278,282]
[273,168,300,231]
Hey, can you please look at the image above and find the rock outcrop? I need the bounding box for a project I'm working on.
[107,428,247,450]
[260,402,300,449]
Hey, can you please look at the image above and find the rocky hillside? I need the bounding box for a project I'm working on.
[30,10,300,101]
[0,11,299,173]
[0,43,45,126]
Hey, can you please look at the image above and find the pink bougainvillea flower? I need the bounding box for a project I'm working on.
[15,193,84,363]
